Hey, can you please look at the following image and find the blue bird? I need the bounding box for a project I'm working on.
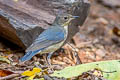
[20,13,79,63]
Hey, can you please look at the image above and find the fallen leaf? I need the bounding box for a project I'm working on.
[13,0,18,2]
[0,69,13,77]
[112,27,120,37]
[34,78,45,80]
[22,67,42,80]
[28,75,35,80]
[0,56,10,64]
[51,60,120,80]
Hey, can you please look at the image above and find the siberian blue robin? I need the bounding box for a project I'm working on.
[20,13,79,63]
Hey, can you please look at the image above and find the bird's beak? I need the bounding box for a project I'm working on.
[72,16,79,19]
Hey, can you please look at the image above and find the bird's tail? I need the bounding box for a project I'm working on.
[19,49,40,62]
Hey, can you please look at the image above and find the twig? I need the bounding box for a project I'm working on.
[0,74,20,80]
[0,50,7,52]
[67,42,82,64]
[76,41,92,48]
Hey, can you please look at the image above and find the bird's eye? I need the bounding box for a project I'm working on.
[64,16,68,20]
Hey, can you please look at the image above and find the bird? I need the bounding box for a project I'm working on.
[20,13,79,63]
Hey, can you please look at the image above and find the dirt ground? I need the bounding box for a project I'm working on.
[0,0,120,79]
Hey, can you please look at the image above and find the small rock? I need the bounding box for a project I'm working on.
[95,49,106,57]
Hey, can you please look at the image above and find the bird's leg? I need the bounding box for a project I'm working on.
[47,52,54,72]
[47,52,54,66]
[67,42,82,64]
[43,54,49,67]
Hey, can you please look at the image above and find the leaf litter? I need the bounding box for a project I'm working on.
[0,0,120,80]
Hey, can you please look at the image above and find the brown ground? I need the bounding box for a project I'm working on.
[0,0,120,80]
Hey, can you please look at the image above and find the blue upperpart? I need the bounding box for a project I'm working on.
[20,48,44,62]
[26,26,65,52]
[20,26,66,62]
[36,27,65,42]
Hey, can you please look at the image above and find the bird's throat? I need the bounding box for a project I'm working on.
[63,25,68,38]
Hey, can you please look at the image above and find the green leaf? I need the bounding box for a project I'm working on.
[0,56,10,64]
[51,60,120,80]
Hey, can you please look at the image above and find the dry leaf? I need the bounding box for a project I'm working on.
[22,67,42,80]
[0,56,10,64]
[0,69,13,77]
[112,27,120,37]
[13,0,18,2]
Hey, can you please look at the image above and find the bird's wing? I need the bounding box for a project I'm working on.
[26,26,65,52]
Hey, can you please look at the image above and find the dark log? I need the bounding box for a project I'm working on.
[0,0,90,49]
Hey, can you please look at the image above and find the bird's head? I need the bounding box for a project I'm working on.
[53,13,79,27]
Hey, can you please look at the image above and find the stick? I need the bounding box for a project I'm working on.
[67,42,82,64]
[0,74,20,80]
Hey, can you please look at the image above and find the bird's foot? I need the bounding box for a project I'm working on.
[47,52,54,71]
